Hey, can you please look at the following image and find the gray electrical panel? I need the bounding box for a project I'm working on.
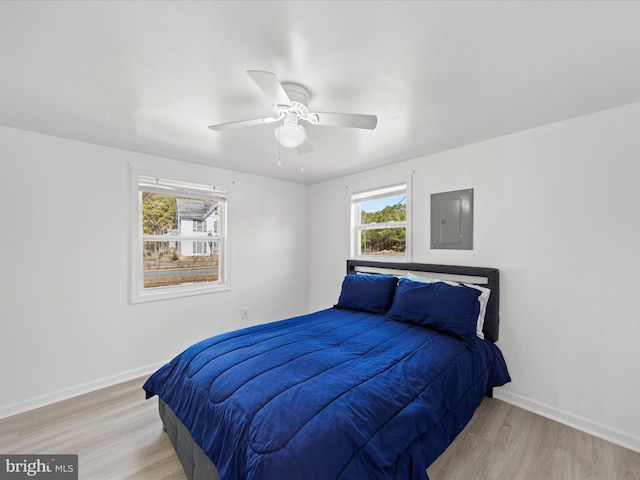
[430,189,473,250]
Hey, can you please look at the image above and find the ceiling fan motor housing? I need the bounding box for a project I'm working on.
[274,83,318,124]
[282,83,310,107]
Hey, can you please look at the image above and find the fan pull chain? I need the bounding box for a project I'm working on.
[276,128,282,167]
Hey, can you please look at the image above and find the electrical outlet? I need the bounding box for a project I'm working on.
[240,307,249,320]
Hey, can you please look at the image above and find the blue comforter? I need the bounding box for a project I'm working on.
[144,308,510,480]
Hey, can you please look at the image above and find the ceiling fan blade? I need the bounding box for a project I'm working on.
[247,70,291,108]
[208,116,280,131]
[297,135,313,155]
[310,112,377,130]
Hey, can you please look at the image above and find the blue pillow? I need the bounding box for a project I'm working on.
[335,274,398,314]
[386,277,481,345]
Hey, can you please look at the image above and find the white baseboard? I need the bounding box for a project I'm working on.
[0,361,168,420]
[494,389,640,454]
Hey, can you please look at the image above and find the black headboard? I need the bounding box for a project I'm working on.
[346,260,500,342]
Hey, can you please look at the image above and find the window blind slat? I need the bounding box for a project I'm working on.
[352,184,406,203]
[138,175,227,201]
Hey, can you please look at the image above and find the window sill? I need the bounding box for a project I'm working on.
[130,283,230,304]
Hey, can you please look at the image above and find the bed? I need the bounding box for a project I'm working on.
[143,260,510,480]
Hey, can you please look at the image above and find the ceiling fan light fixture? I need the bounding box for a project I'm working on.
[275,122,306,148]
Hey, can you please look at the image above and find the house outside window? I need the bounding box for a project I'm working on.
[130,169,229,303]
[351,183,409,260]
[177,199,219,257]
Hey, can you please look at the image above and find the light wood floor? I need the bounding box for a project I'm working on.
[427,397,640,480]
[1,377,638,479]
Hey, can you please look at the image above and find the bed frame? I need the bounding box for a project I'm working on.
[157,260,500,480]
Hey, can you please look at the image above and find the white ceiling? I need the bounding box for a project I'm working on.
[2,1,640,184]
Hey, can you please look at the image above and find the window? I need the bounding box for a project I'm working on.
[351,183,408,259]
[193,241,205,255]
[193,220,205,232]
[130,169,228,303]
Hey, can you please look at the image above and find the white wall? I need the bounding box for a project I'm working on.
[0,126,309,417]
[309,102,640,452]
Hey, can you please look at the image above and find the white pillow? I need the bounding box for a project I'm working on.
[405,273,490,339]
[406,272,458,286]
[462,283,490,340]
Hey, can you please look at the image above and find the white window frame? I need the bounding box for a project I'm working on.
[129,167,230,303]
[350,180,411,261]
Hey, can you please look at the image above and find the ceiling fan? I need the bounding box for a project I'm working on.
[208,70,377,154]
